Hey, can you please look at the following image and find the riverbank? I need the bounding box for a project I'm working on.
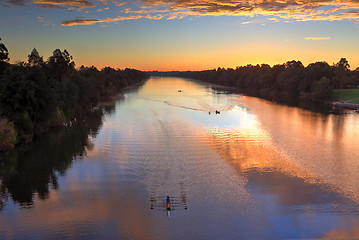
[332,89,359,111]
[332,101,359,111]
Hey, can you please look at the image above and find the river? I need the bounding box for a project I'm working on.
[1,76,359,239]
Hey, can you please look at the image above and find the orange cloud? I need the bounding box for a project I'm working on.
[145,14,164,20]
[140,0,359,21]
[10,0,358,25]
[31,0,358,26]
[97,7,109,11]
[61,18,101,26]
[7,0,359,23]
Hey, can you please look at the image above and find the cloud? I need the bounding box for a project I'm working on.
[37,15,52,25]
[7,0,26,6]
[8,0,359,24]
[5,0,359,23]
[62,18,101,26]
[61,15,144,26]
[145,14,164,20]
[32,0,95,9]
[304,37,331,40]
[139,0,359,21]
[97,7,109,11]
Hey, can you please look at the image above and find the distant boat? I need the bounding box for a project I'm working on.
[166,195,171,218]
[178,90,182,92]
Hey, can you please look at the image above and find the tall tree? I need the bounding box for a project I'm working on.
[46,49,75,82]
[28,48,44,67]
[333,58,351,89]
[0,37,10,74]
[336,58,350,71]
[0,37,9,63]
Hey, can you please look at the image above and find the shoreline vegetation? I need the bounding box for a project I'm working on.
[149,59,359,111]
[0,39,149,151]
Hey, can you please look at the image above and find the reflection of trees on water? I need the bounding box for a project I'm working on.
[0,109,104,210]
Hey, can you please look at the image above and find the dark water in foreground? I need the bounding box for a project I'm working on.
[1,77,359,239]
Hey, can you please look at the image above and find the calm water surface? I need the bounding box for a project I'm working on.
[1,77,359,239]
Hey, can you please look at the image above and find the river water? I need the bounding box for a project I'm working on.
[1,77,359,239]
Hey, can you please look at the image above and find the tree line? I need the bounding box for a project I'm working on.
[0,38,149,150]
[151,58,359,103]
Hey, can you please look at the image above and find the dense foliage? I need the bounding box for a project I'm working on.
[0,40,149,149]
[151,59,359,104]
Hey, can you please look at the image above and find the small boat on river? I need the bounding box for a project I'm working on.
[150,194,187,218]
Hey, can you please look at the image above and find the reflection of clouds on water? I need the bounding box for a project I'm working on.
[96,77,256,219]
[203,104,359,237]
[323,224,359,239]
[203,107,357,207]
[130,116,193,210]
[239,96,359,204]
[0,181,163,240]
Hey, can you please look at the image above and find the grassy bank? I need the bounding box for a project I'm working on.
[333,89,359,104]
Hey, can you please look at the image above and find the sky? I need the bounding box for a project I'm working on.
[0,0,359,71]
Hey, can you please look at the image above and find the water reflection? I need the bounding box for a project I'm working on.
[239,96,359,203]
[1,77,359,239]
[0,109,103,209]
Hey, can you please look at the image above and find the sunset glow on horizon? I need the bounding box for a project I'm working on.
[1,0,359,71]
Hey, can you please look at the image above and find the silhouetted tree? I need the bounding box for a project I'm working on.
[336,58,350,71]
[333,58,352,89]
[0,38,9,63]
[28,48,44,67]
[0,38,10,75]
[46,49,75,82]
[298,61,332,99]
[276,61,304,100]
